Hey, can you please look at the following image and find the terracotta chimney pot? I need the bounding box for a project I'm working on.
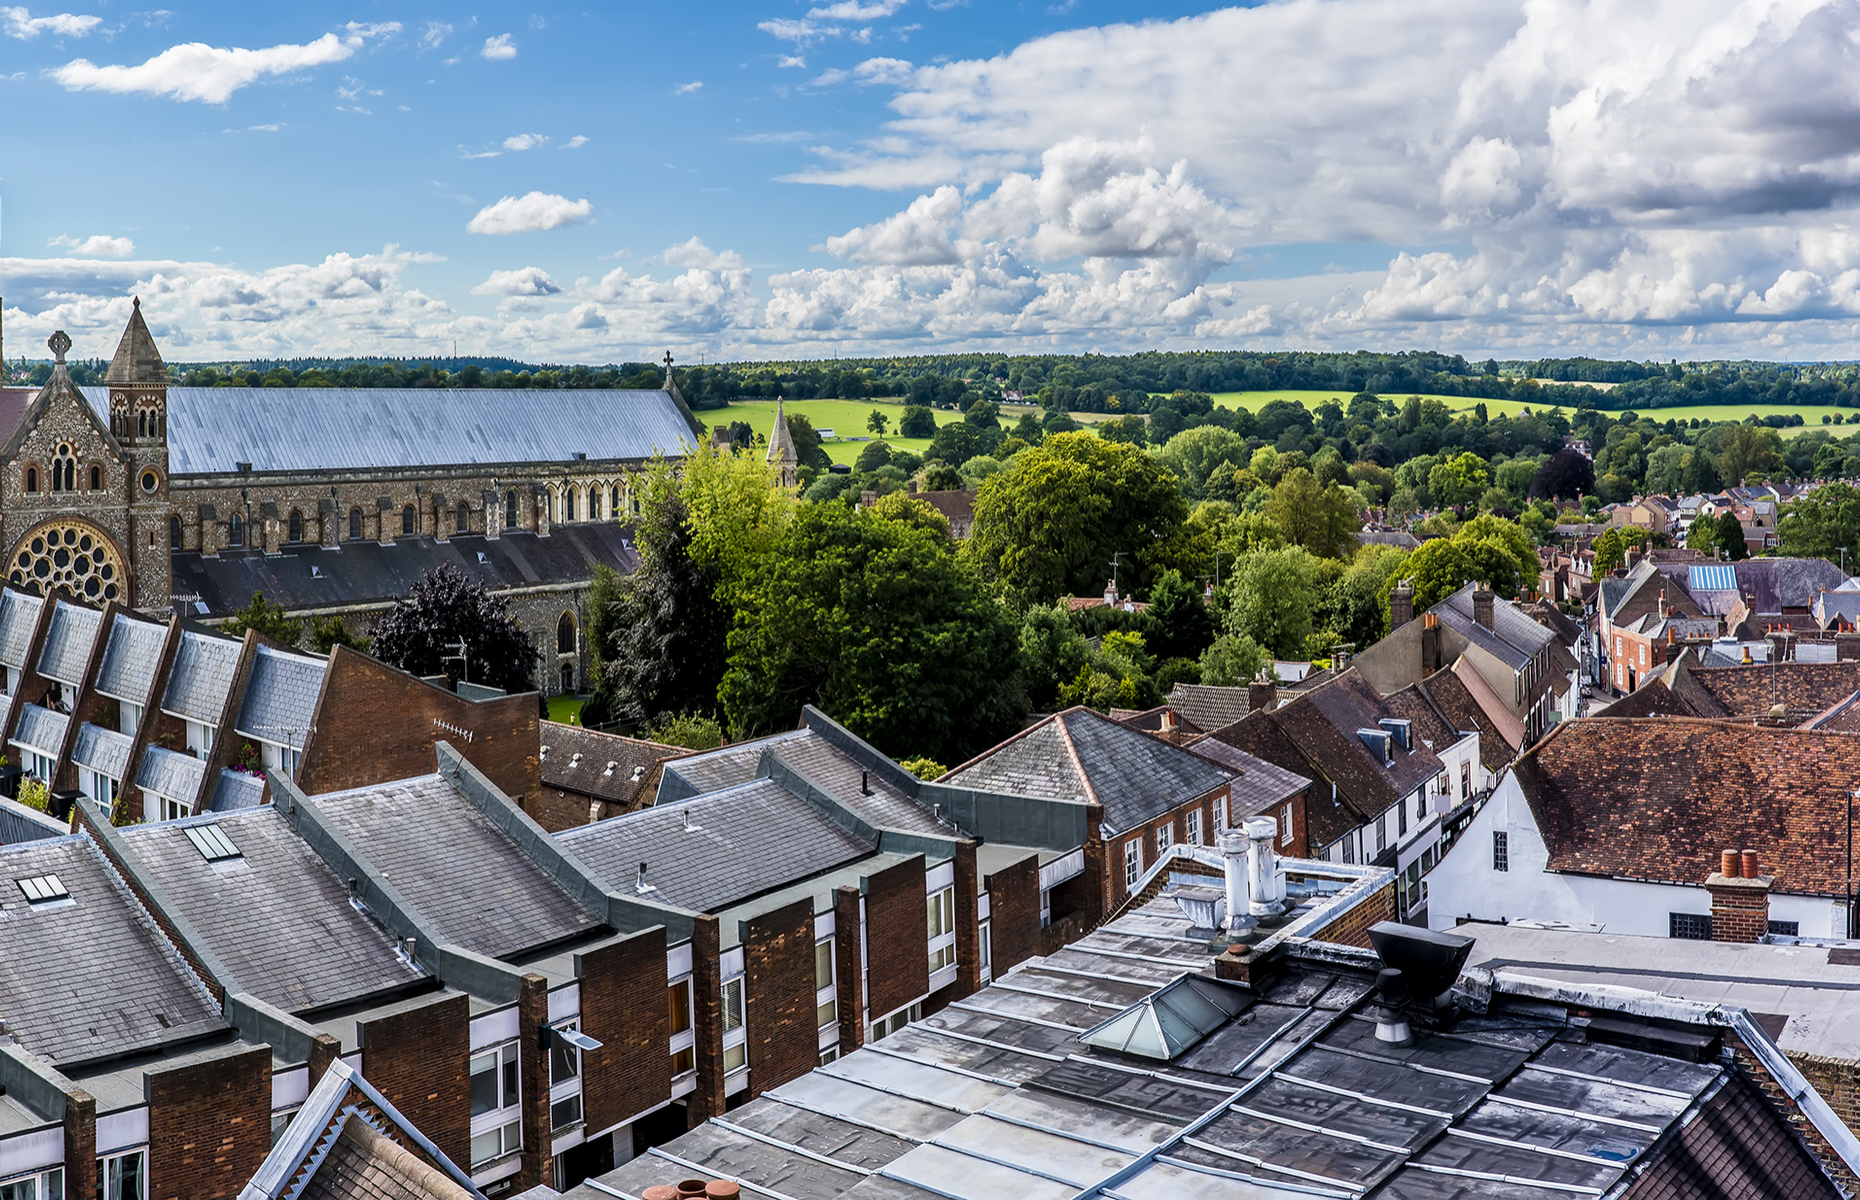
[1741,849,1760,879]
[1720,848,1740,878]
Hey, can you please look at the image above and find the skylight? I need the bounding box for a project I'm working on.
[17,874,68,904]
[184,823,242,862]
[1078,974,1250,1060]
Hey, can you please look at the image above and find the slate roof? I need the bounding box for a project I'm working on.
[35,601,101,686]
[93,612,168,702]
[940,706,1233,833]
[558,776,876,914]
[1514,718,1860,895]
[540,723,683,807]
[311,773,603,958]
[71,723,133,781]
[105,298,167,385]
[209,769,267,812]
[235,646,327,749]
[118,808,424,1013]
[1730,558,1847,612]
[1430,584,1554,671]
[1166,683,1251,733]
[161,629,242,724]
[10,704,68,757]
[0,795,66,845]
[1420,664,1519,772]
[1180,738,1310,818]
[0,590,42,669]
[135,745,208,803]
[172,526,641,618]
[0,834,222,1064]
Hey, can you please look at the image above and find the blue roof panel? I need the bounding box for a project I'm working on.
[1690,564,1739,593]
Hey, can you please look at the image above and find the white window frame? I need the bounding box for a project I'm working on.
[721,974,748,1077]
[926,885,956,975]
[258,740,301,779]
[815,938,838,1034]
[869,1002,921,1043]
[184,720,215,758]
[1123,839,1143,892]
[1492,831,1509,872]
[100,1148,146,1200]
[667,974,696,1076]
[1156,822,1174,854]
[157,795,190,823]
[979,920,993,982]
[117,700,141,737]
[79,765,117,807]
[20,749,53,783]
[1279,802,1294,848]
[468,1041,523,1169]
[0,1167,65,1200]
[548,1020,585,1134]
[1184,809,1201,847]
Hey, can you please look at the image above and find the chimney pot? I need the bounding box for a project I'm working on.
[676,1183,707,1199]
[642,1188,680,1200]
[706,1185,741,1200]
[1741,849,1760,879]
[860,769,871,795]
[1720,848,1740,878]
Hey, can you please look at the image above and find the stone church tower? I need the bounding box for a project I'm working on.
[104,299,173,609]
[767,395,799,489]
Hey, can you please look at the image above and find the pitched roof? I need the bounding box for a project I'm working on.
[0,795,66,845]
[766,396,798,466]
[1418,664,1517,773]
[309,773,603,958]
[1677,659,1860,722]
[94,612,168,702]
[210,768,267,812]
[1430,583,1554,671]
[1514,718,1860,894]
[117,808,424,1014]
[161,629,242,724]
[71,722,133,781]
[558,776,875,914]
[105,298,168,385]
[1166,683,1251,733]
[1180,738,1310,818]
[235,646,327,750]
[539,723,683,807]
[0,834,222,1064]
[11,704,68,758]
[35,600,100,686]
[135,745,208,803]
[0,590,43,669]
[940,706,1232,832]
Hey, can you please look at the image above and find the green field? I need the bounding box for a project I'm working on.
[1210,390,1851,437]
[710,398,989,465]
[547,695,585,724]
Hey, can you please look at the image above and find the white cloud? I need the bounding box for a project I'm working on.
[466,192,593,235]
[420,20,451,49]
[1,7,101,39]
[480,33,516,60]
[674,80,703,95]
[51,25,395,103]
[48,233,134,257]
[342,21,401,40]
[472,266,562,296]
[503,133,549,151]
[824,185,963,264]
[808,0,905,19]
[810,56,914,88]
[563,135,589,149]
[778,54,806,68]
[759,17,838,45]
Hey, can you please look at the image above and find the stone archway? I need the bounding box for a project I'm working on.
[7,517,128,603]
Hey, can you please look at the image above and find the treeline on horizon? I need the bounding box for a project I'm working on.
[14,347,1860,415]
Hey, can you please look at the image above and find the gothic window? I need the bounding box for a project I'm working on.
[564,488,576,522]
[51,446,75,493]
[611,484,621,516]
[170,515,182,549]
[229,515,244,547]
[506,490,519,528]
[557,611,575,654]
[8,521,123,602]
[89,465,101,491]
[348,508,362,540]
[24,467,36,493]
[288,510,303,543]
[401,506,416,536]
[457,503,469,534]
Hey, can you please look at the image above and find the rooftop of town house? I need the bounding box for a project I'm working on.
[539,722,684,808]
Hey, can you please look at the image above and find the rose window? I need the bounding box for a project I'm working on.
[9,521,123,602]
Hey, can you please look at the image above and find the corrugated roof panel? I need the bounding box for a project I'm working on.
[1691,564,1739,593]
[83,387,699,475]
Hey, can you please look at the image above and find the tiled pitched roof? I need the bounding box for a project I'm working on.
[1418,667,1514,773]
[0,590,42,669]
[35,601,101,686]
[94,612,167,702]
[1622,1071,1835,1200]
[1592,678,1699,719]
[71,722,133,781]
[558,776,876,914]
[540,723,683,807]
[310,773,603,958]
[161,630,242,724]
[1181,738,1311,818]
[234,646,327,749]
[118,808,423,1014]
[1166,683,1250,733]
[1680,660,1860,722]
[1515,718,1860,894]
[209,769,267,812]
[0,834,222,1064]
[10,704,68,757]
[1430,584,1554,671]
[135,746,208,803]
[298,1118,476,1200]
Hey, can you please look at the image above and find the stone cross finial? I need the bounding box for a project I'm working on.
[47,330,71,364]
[662,351,674,376]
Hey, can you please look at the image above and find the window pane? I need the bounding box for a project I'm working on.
[470,1130,501,1167]
[817,998,837,1029]
[550,1039,578,1084]
[723,1043,747,1073]
[501,1045,520,1107]
[667,979,692,1034]
[469,1053,498,1116]
[815,941,833,991]
[551,1094,583,1131]
[723,980,744,1032]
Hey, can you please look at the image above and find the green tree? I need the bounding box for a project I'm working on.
[965,431,1187,603]
[1686,516,1721,555]
[963,398,1001,428]
[785,412,830,469]
[1199,633,1268,686]
[721,502,1023,760]
[1156,426,1249,498]
[1328,544,1410,650]
[644,713,725,751]
[867,409,889,437]
[1225,546,1320,659]
[1681,448,1723,494]
[898,756,945,781]
[871,491,952,539]
[1145,568,1215,662]
[1262,467,1360,559]
[1428,451,1490,509]
[1716,510,1749,560]
[1019,605,1094,710]
[1399,515,1541,610]
[855,440,894,472]
[898,405,937,438]
[309,615,369,656]
[371,564,539,693]
[927,421,990,465]
[1098,415,1149,446]
[221,591,302,646]
[1778,482,1860,566]
[1714,425,1781,486]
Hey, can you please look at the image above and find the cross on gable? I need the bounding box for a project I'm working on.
[47,331,71,364]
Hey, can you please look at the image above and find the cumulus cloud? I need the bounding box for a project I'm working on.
[808,0,906,19]
[562,135,589,149]
[472,266,562,296]
[503,133,548,151]
[674,80,703,94]
[466,192,593,235]
[2,6,100,38]
[48,233,134,257]
[51,24,396,103]
[480,33,516,60]
[810,56,914,88]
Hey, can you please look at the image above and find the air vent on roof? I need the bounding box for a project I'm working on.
[602,760,617,777]
[17,874,68,904]
[184,823,242,862]
[477,552,488,564]
[311,566,321,578]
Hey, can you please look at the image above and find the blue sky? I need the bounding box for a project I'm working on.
[4,1,1860,364]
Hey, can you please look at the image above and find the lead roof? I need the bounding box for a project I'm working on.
[118,808,425,1014]
[235,646,327,749]
[209,769,267,812]
[93,612,167,703]
[311,773,603,959]
[35,601,101,687]
[161,629,242,724]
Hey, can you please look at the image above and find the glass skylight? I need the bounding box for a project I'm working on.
[184,823,242,862]
[16,874,68,904]
[1078,973,1250,1060]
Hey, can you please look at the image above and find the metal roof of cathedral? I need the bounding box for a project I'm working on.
[104,298,167,386]
[81,385,702,475]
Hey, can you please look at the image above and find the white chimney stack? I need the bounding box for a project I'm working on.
[1245,816,1288,917]
[1218,827,1254,936]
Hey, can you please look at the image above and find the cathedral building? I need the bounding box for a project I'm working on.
[0,303,705,693]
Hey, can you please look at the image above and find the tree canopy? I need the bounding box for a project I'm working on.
[370,564,539,693]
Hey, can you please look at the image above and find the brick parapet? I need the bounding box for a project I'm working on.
[743,898,817,1100]
[686,915,724,1128]
[952,841,980,1001]
[578,927,670,1135]
[516,973,552,1193]
[984,853,1042,977]
[63,1089,97,1200]
[833,886,865,1059]
[358,990,471,1168]
[145,1043,272,1200]
[863,855,929,1021]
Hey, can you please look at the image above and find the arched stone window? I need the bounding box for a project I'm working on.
[229,514,244,548]
[556,611,575,654]
[564,488,576,522]
[89,464,101,491]
[401,505,416,536]
[170,515,182,549]
[611,484,622,517]
[456,503,469,534]
[25,466,37,494]
[288,510,303,543]
[51,446,75,493]
[506,490,520,528]
[349,508,362,540]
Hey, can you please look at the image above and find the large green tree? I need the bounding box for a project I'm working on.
[371,564,539,693]
[1327,544,1411,651]
[1145,568,1216,662]
[721,502,1023,760]
[1716,510,1750,560]
[966,431,1187,603]
[1224,546,1321,659]
[1428,451,1490,509]
[1262,467,1360,559]
[1397,515,1540,610]
[1778,482,1860,567]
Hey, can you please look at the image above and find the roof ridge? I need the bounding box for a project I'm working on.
[936,709,1064,780]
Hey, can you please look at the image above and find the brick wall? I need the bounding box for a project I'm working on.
[1707,878,1770,943]
[1305,877,1398,949]
[298,646,540,802]
[952,842,980,1001]
[63,1090,96,1200]
[517,974,552,1193]
[146,1043,271,1200]
[742,898,817,1100]
[833,886,864,1058]
[1791,1052,1860,1185]
[524,784,597,833]
[359,990,471,1167]
[578,927,671,1134]
[863,856,928,1021]
[687,915,724,1128]
[984,853,1042,977]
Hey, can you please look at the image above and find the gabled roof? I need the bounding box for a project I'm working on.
[35,600,101,686]
[234,646,327,750]
[1513,718,1860,895]
[161,629,242,724]
[0,358,122,463]
[105,297,168,385]
[766,395,798,466]
[540,722,683,807]
[940,706,1232,833]
[1166,682,1251,733]
[136,745,208,803]
[0,589,43,669]
[94,612,168,702]
[210,768,267,812]
[1674,659,1860,722]
[558,776,875,915]
[11,704,68,758]
[1420,662,1519,771]
[309,773,603,959]
[1430,583,1554,671]
[1179,738,1309,817]
[118,808,425,1014]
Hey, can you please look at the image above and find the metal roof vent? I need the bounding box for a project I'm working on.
[635,861,656,893]
[682,808,702,833]
[602,760,617,776]
[570,752,582,766]
[631,764,646,782]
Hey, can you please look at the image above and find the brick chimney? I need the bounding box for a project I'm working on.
[1472,584,1495,631]
[1247,678,1277,715]
[1706,847,1772,942]
[1390,582,1414,629]
[1420,611,1442,674]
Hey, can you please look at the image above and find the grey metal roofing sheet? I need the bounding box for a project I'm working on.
[94,613,168,703]
[71,723,133,781]
[0,795,66,845]
[311,773,602,957]
[135,746,208,802]
[234,647,326,749]
[0,834,222,1064]
[0,591,43,669]
[118,808,425,1013]
[34,601,100,686]
[558,776,875,914]
[161,630,241,724]
[83,386,699,475]
[10,705,67,758]
[209,769,267,812]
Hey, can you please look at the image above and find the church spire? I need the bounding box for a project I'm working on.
[105,296,167,386]
[767,395,799,488]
